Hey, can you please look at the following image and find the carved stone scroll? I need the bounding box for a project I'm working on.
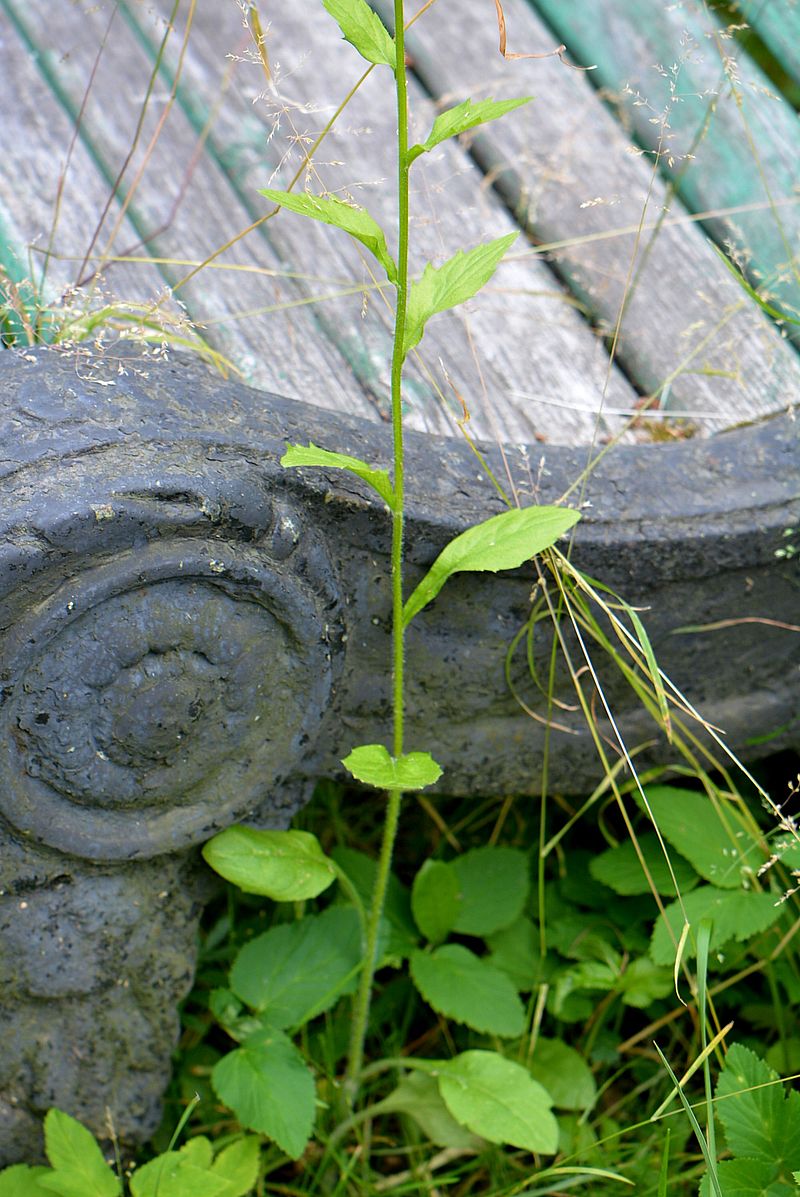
[0,346,797,1161]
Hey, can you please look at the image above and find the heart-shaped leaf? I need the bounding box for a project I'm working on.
[342,744,442,791]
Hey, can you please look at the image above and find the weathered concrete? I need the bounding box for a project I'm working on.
[0,346,797,1159]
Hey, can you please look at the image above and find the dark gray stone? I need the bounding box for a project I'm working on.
[0,345,797,1160]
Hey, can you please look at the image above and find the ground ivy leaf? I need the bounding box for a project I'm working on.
[411,859,461,943]
[649,886,785,967]
[280,443,396,509]
[715,1043,800,1168]
[529,1037,597,1112]
[380,1072,483,1149]
[0,1166,54,1197]
[636,786,762,888]
[451,845,529,936]
[320,0,396,68]
[258,189,396,281]
[211,1032,315,1160]
[209,1138,261,1197]
[342,744,443,791]
[230,905,361,1025]
[129,1155,227,1197]
[41,1111,120,1197]
[410,944,525,1036]
[411,96,532,158]
[202,827,336,901]
[438,1050,558,1154]
[403,505,580,626]
[402,232,517,355]
[589,832,699,896]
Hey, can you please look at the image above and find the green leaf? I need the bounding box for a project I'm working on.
[129,1155,227,1197]
[212,1031,315,1159]
[403,505,580,626]
[411,859,461,943]
[402,232,517,355]
[280,443,396,510]
[410,944,525,1036]
[258,189,396,281]
[649,886,785,967]
[332,845,418,958]
[178,1138,213,1169]
[589,832,699,896]
[210,1138,261,1197]
[40,1111,120,1197]
[486,916,546,991]
[529,1037,597,1112]
[0,1166,54,1197]
[410,97,533,159]
[715,1044,800,1169]
[320,0,396,68]
[230,906,362,1025]
[637,786,762,888]
[380,1072,483,1149]
[451,845,530,936]
[438,1051,558,1154]
[616,956,673,1008]
[342,744,443,791]
[202,827,336,901]
[699,1158,789,1197]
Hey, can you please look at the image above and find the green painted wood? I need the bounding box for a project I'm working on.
[734,0,800,88]
[529,0,800,332]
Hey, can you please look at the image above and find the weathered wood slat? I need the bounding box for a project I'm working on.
[122,0,641,445]
[0,3,172,333]
[378,0,800,430]
[4,0,382,422]
[735,0,800,84]
[530,0,800,329]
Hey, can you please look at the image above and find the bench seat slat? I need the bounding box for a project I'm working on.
[531,0,800,331]
[381,0,800,431]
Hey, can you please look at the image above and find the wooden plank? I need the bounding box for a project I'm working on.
[376,0,800,430]
[4,0,381,423]
[0,2,174,340]
[734,0,800,86]
[531,0,800,333]
[122,0,641,445]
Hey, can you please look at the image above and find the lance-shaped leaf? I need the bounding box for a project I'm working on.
[403,505,580,626]
[281,443,396,509]
[342,744,442,791]
[321,0,396,69]
[403,232,517,355]
[409,96,533,162]
[259,189,397,282]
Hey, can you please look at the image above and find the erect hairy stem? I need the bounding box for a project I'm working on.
[343,0,410,1103]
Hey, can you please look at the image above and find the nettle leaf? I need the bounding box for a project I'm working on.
[258,189,396,281]
[402,232,517,355]
[716,1044,800,1169]
[412,859,461,944]
[0,1166,53,1197]
[699,1157,789,1197]
[202,827,336,901]
[380,1071,483,1149]
[40,1111,120,1197]
[589,832,699,897]
[230,905,362,1025]
[212,1031,315,1160]
[281,443,396,510]
[342,744,443,791]
[437,1051,558,1154]
[410,944,525,1036]
[129,1155,227,1197]
[320,0,396,68]
[410,96,533,159]
[210,1137,261,1197]
[637,786,762,888]
[403,505,580,626]
[529,1037,597,1112]
[649,886,785,967]
[451,845,530,936]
